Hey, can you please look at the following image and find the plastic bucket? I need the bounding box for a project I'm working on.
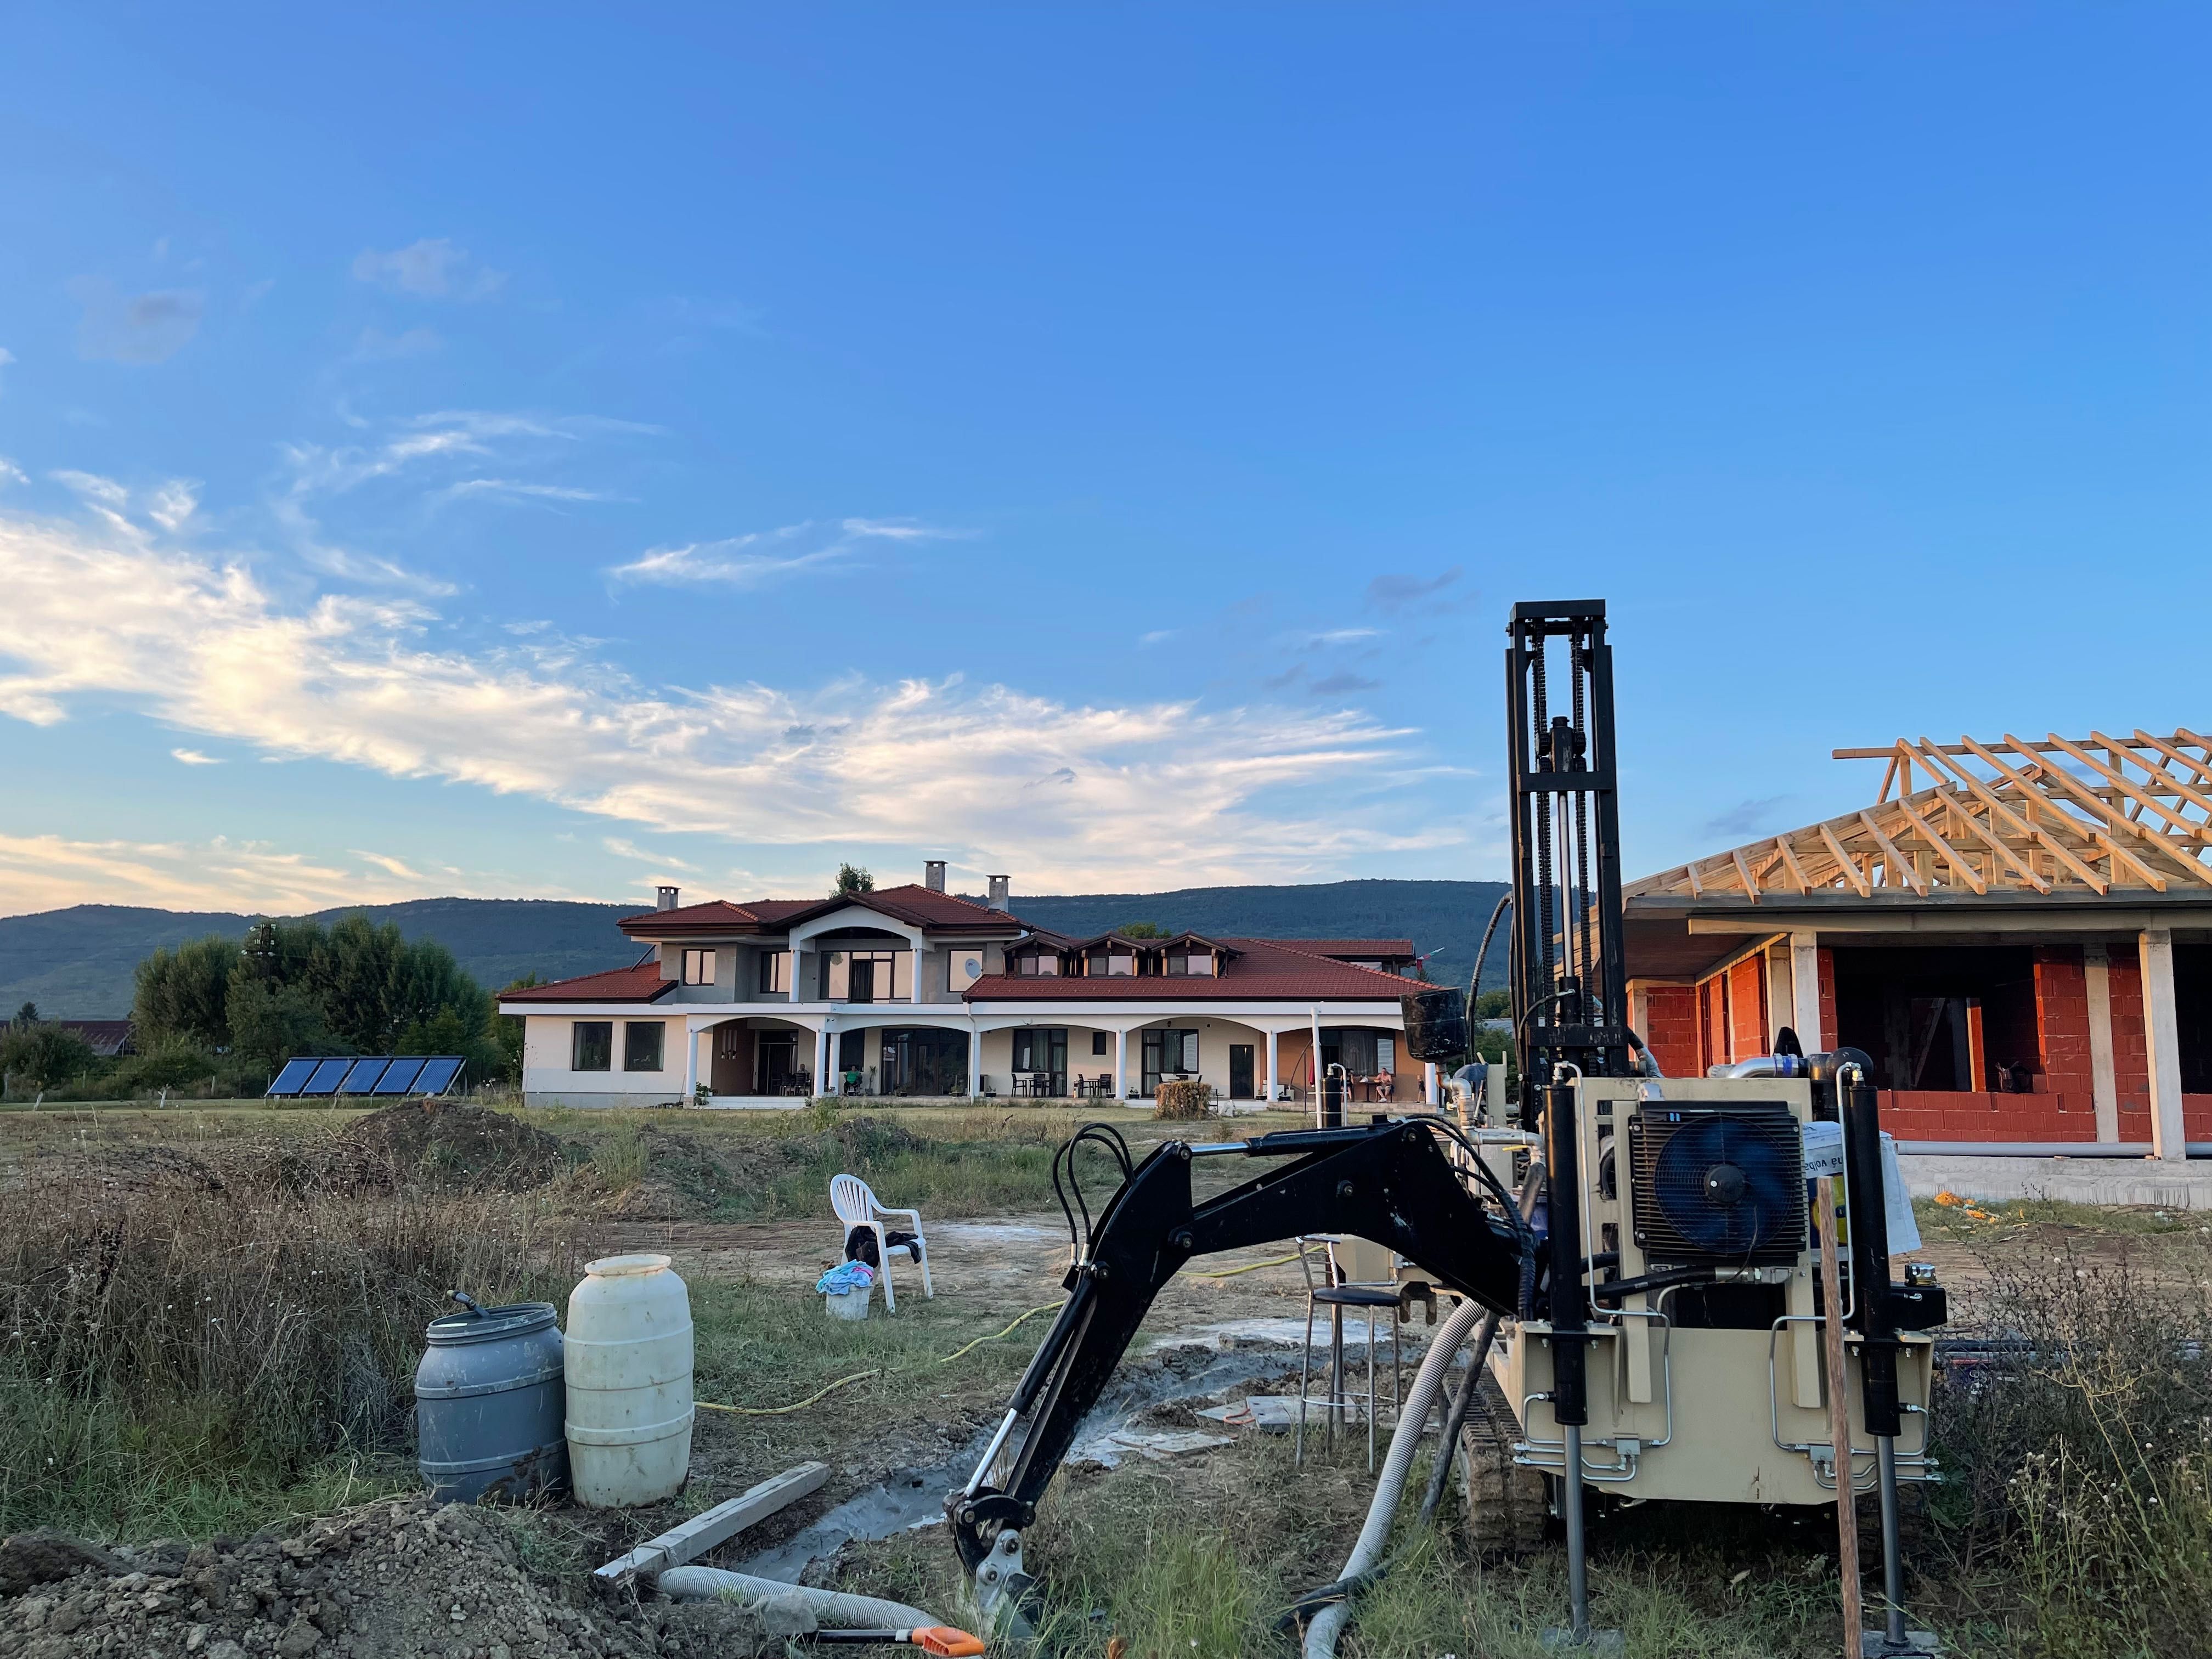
[825,1286,870,1322]
[564,1253,694,1508]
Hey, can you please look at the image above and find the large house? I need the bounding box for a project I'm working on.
[500,865,1432,1108]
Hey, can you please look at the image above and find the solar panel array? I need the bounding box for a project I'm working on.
[266,1055,467,1098]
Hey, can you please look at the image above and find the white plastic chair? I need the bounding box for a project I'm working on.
[830,1173,932,1311]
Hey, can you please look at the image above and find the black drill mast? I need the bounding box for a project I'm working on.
[1506,600,1634,1107]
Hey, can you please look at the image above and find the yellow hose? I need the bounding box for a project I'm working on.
[1183,1250,1304,1279]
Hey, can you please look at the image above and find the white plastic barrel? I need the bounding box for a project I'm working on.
[563,1253,694,1506]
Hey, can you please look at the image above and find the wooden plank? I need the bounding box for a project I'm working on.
[2040,731,2212,843]
[1816,821,1872,896]
[1890,793,1986,893]
[2088,830,2169,892]
[1878,753,1899,803]
[1857,809,1929,895]
[1941,793,2051,893]
[1684,859,1704,899]
[1773,834,1815,895]
[593,1462,830,1587]
[2115,729,2212,811]
[1946,736,2111,893]
[1729,847,1763,902]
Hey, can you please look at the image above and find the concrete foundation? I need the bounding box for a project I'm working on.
[1897,1154,2212,1209]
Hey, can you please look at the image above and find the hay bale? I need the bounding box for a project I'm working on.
[1153,1080,1213,1120]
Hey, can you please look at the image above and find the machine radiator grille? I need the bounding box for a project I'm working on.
[1628,1104,1807,1265]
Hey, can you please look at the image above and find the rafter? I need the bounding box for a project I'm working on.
[1817,821,1872,897]
[2037,731,2212,843]
[1888,792,1986,893]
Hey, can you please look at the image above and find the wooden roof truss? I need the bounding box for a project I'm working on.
[1627,729,2212,902]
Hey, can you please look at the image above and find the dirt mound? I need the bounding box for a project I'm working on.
[255,1103,569,1196]
[0,1497,781,1659]
[19,1145,229,1200]
[571,1118,926,1221]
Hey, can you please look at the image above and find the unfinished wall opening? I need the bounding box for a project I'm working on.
[1830,945,2039,1093]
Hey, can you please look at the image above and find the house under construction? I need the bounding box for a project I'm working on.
[1623,729,2212,1159]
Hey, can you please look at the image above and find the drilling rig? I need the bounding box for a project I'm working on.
[945,599,1946,1652]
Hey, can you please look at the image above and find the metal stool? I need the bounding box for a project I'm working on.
[1293,1237,1434,1470]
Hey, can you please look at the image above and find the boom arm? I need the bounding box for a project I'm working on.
[946,1120,1527,1601]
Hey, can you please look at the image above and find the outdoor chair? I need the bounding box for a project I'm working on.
[1293,1234,1435,1471]
[830,1173,932,1312]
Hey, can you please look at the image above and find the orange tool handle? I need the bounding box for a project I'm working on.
[910,1629,986,1657]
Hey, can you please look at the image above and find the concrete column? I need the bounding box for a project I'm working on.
[1264,1027,1278,1104]
[2140,928,2187,1161]
[1114,1028,1128,1101]
[682,1019,700,1102]
[1424,1060,1439,1106]
[1765,946,1793,1051]
[1789,931,1823,1052]
[812,1022,831,1100]
[2085,943,2120,1143]
[967,1022,982,1098]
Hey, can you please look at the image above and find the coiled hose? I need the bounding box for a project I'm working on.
[1300,1295,1489,1659]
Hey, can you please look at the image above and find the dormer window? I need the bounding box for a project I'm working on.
[1014,950,1060,976]
[1168,951,1215,977]
[1086,949,1137,977]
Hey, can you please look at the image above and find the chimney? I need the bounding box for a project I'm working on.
[924,860,947,893]
[987,874,1010,911]
[656,885,680,911]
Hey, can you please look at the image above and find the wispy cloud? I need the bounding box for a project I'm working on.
[147,480,199,531]
[352,850,425,881]
[1366,567,1469,613]
[443,478,623,505]
[608,518,957,589]
[67,278,205,364]
[0,503,1454,889]
[1699,795,1796,841]
[0,830,430,916]
[1310,671,1381,696]
[1306,627,1381,646]
[604,837,699,872]
[1139,629,1177,648]
[171,748,222,765]
[0,458,25,488]
[351,239,506,301]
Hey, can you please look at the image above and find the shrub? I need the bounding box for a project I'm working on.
[1154,1080,1212,1120]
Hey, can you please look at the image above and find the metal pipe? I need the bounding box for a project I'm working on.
[1877,1436,1908,1646]
[1897,1139,2212,1158]
[1561,1423,1589,1638]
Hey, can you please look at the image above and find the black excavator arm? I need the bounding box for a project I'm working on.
[945,1119,1529,1611]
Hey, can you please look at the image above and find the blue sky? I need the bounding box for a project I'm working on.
[2,6,2208,915]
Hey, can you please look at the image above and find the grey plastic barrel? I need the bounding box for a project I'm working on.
[415,1301,568,1503]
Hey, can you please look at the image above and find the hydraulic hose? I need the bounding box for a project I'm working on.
[1300,1295,1489,1659]
[654,1566,938,1630]
[1417,1311,1500,1526]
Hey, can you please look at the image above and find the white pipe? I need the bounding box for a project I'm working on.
[1302,1296,1489,1659]
[655,1565,936,1629]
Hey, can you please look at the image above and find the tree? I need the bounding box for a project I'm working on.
[1,1023,98,1091]
[833,863,875,898]
[227,978,332,1068]
[1473,988,1511,1020]
[1117,921,1166,939]
[492,974,541,1081]
[12,1001,38,1027]
[133,935,239,1049]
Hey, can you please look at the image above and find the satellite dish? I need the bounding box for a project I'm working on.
[963,957,981,978]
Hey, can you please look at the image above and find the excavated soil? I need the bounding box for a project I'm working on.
[245,1104,571,1197]
[0,1499,783,1659]
[565,1118,926,1221]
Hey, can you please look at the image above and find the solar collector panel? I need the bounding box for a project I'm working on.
[302,1059,352,1096]
[413,1056,464,1096]
[374,1058,426,1094]
[267,1057,318,1096]
[340,1059,388,1093]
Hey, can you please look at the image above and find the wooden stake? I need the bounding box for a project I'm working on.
[1818,1173,1863,1657]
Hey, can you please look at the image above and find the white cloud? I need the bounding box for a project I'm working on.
[51,470,129,508]
[0,831,420,916]
[443,478,622,505]
[604,837,698,873]
[171,748,222,765]
[66,278,205,364]
[0,506,1457,889]
[351,239,506,301]
[352,850,425,881]
[148,479,199,531]
[1308,628,1381,645]
[1138,629,1177,647]
[0,458,25,488]
[608,518,955,589]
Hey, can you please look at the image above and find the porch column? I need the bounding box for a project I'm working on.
[1423,1061,1439,1106]
[682,1018,700,1102]
[1114,1028,1128,1101]
[1788,931,1824,1052]
[2085,944,2120,1143]
[812,1022,831,1101]
[967,1021,982,1098]
[1264,1027,1278,1104]
[2141,928,2188,1161]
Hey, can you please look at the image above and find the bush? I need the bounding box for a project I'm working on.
[1153,1080,1212,1120]
[0,1021,102,1092]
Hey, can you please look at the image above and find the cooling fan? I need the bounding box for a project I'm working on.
[1629,1105,1807,1263]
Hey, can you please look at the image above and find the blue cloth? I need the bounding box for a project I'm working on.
[816,1260,876,1295]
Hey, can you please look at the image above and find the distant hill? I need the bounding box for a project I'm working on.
[1,879,1510,1018]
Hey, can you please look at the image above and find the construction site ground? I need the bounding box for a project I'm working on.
[4,1099,2209,1658]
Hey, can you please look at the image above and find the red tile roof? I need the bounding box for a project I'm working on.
[499,958,675,1004]
[619,884,1023,938]
[966,938,1418,1002]
[1276,938,1417,958]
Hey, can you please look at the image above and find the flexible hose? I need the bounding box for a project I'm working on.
[1417,1311,1500,1526]
[1301,1296,1489,1659]
[655,1566,937,1629]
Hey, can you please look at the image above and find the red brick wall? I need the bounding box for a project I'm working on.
[2107,944,2153,1139]
[1880,1088,2101,1142]
[2033,945,2091,1098]
[1643,984,1700,1079]
[1819,949,1837,1049]
[1727,957,1767,1060]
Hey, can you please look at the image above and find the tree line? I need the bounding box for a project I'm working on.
[1,915,531,1101]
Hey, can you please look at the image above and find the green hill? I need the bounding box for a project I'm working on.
[1,879,1510,1018]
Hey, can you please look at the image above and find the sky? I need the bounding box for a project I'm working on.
[2,5,2209,917]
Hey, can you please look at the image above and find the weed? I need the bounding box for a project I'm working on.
[590,1120,651,1190]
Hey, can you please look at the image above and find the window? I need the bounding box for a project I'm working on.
[823,949,912,1002]
[623,1022,665,1071]
[681,948,717,986]
[758,950,790,994]
[1092,1030,1109,1056]
[1172,952,1215,977]
[1014,951,1059,976]
[572,1022,612,1072]
[1086,949,1135,976]
[1012,1028,1068,1080]
[1141,1028,1199,1091]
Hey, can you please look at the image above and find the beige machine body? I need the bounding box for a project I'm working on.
[1477,1076,1934,1508]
